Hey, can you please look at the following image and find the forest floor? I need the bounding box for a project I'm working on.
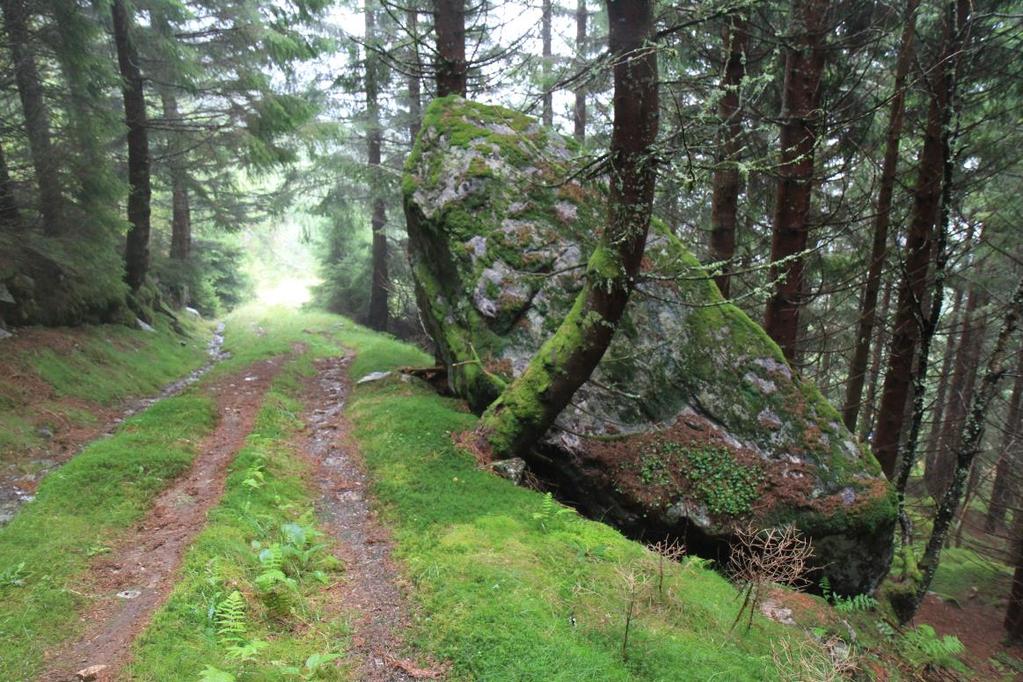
[1,306,1022,681]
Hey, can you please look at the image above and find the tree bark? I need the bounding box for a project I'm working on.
[0,138,19,230]
[1005,510,1023,641]
[925,284,965,461]
[573,0,587,142]
[708,10,748,300]
[541,0,553,128]
[477,0,659,457]
[842,0,919,430]
[407,4,422,144]
[908,277,1023,623]
[872,0,968,479]
[986,347,1023,532]
[763,0,828,361]
[859,276,893,441]
[1,0,65,235]
[434,0,466,97]
[159,91,192,263]
[926,283,987,498]
[365,0,389,331]
[112,0,152,292]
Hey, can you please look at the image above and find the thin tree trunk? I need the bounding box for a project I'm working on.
[541,0,553,128]
[763,0,828,361]
[909,277,1023,623]
[112,0,152,292]
[365,0,389,331]
[925,284,965,464]
[872,0,968,479]
[860,276,893,441]
[408,4,422,143]
[1,0,64,235]
[0,138,19,229]
[926,285,987,497]
[434,0,466,97]
[708,10,748,300]
[573,0,587,142]
[842,0,919,430]
[1005,510,1023,641]
[160,92,192,263]
[477,0,659,457]
[986,347,1023,532]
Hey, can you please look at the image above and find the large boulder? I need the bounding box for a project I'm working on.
[403,96,895,594]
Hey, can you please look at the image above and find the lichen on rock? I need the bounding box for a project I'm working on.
[403,95,895,594]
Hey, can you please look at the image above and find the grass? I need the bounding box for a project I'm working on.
[129,352,350,681]
[334,320,810,681]
[0,393,217,678]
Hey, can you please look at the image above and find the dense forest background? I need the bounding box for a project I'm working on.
[2,0,1023,653]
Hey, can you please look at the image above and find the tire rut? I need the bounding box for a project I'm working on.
[301,355,443,681]
[39,355,286,682]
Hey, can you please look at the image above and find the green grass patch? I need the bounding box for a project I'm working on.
[0,393,217,678]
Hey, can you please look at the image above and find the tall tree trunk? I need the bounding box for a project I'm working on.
[1,0,65,235]
[925,284,966,463]
[926,284,987,497]
[842,0,920,430]
[860,276,893,441]
[763,0,828,361]
[987,347,1023,532]
[872,0,968,479]
[477,0,659,457]
[408,4,422,144]
[434,0,466,97]
[708,10,748,300]
[541,0,553,127]
[907,277,1023,623]
[1005,510,1023,641]
[112,0,152,292]
[0,138,19,230]
[573,0,587,142]
[365,1,389,331]
[160,91,192,263]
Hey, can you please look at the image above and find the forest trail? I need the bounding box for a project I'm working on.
[299,355,442,681]
[40,354,286,681]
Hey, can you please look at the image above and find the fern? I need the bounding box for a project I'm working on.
[903,624,965,668]
[198,665,236,682]
[215,590,247,646]
[834,593,878,613]
[531,492,574,531]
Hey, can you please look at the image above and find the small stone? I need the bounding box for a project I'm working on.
[36,426,54,440]
[0,282,14,304]
[356,371,392,385]
[76,664,108,681]
[491,458,527,484]
[184,306,201,318]
[116,589,141,599]
[0,327,12,341]
[136,318,156,333]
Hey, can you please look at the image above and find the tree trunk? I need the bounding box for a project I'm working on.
[112,0,152,292]
[1,0,65,235]
[477,0,659,457]
[1005,510,1023,641]
[842,0,919,430]
[408,4,423,144]
[872,0,968,479]
[160,92,192,263]
[708,10,748,300]
[763,0,828,361]
[925,284,965,463]
[541,0,553,127]
[0,138,19,230]
[926,285,987,498]
[365,0,389,331]
[573,0,587,142]
[986,347,1023,532]
[434,0,466,97]
[860,276,893,441]
[908,277,1023,623]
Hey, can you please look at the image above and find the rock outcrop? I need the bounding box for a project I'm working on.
[403,96,895,594]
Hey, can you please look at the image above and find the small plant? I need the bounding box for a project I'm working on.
[820,577,878,613]
[215,590,248,646]
[638,453,671,486]
[531,492,574,531]
[901,623,965,669]
[198,665,236,682]
[771,635,857,681]
[278,652,343,679]
[729,523,813,632]
[614,565,650,662]
[646,538,686,599]
[0,561,28,589]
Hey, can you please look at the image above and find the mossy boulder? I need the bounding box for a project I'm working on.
[403,96,895,595]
